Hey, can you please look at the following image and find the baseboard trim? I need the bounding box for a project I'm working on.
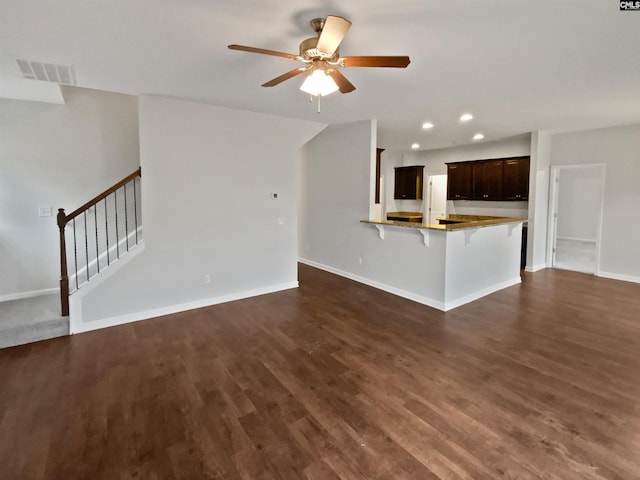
[71,281,299,334]
[299,258,446,311]
[299,258,522,312]
[443,277,522,311]
[0,288,59,303]
[597,271,640,284]
[525,264,547,273]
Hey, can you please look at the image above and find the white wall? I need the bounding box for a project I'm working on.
[380,150,403,217]
[556,167,602,241]
[0,87,139,300]
[527,131,552,271]
[299,120,376,270]
[550,124,640,282]
[444,223,522,305]
[75,95,325,329]
[381,134,531,220]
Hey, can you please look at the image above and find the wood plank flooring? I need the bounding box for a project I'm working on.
[1,264,639,479]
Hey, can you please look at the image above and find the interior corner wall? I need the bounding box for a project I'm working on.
[299,120,376,269]
[77,95,325,327]
[298,120,448,305]
[526,131,552,271]
[549,124,640,281]
[0,87,139,299]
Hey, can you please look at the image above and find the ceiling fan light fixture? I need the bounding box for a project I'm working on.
[300,69,339,96]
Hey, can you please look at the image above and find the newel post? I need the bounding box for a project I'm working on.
[57,208,69,316]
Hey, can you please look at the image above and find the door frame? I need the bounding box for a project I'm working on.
[546,163,606,274]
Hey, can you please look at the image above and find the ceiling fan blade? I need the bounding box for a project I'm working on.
[341,56,411,68]
[228,44,299,60]
[316,16,352,55]
[327,70,356,94]
[262,67,308,87]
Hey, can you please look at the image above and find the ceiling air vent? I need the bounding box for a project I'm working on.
[16,59,77,86]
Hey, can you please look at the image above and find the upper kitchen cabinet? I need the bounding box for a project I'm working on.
[446,162,472,200]
[502,157,531,200]
[447,156,530,201]
[394,166,424,200]
[471,160,504,200]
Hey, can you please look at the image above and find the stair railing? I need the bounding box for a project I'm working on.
[57,167,142,316]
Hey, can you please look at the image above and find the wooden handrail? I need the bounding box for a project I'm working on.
[57,167,142,316]
[63,167,141,222]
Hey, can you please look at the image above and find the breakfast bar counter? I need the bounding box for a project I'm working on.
[362,214,526,232]
[353,214,526,311]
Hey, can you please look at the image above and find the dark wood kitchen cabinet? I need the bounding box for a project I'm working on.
[394,165,424,200]
[447,156,529,201]
[502,157,530,200]
[472,160,504,200]
[446,162,472,200]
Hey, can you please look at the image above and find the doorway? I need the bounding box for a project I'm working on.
[426,174,447,224]
[548,164,605,274]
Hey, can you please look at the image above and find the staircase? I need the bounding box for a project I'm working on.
[0,294,68,349]
[0,168,142,349]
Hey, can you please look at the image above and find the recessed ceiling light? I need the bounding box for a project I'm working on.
[411,143,420,149]
[460,113,473,122]
[473,133,484,141]
[422,122,434,129]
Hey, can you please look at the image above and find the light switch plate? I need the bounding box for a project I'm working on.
[38,206,52,217]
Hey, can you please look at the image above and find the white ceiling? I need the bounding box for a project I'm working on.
[2,0,640,152]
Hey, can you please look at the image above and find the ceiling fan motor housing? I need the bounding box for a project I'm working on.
[299,37,339,62]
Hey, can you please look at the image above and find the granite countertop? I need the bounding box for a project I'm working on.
[361,214,527,231]
[386,211,423,219]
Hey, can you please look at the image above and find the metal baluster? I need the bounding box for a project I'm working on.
[105,198,110,266]
[95,205,100,274]
[124,183,129,251]
[133,177,139,244]
[114,189,120,259]
[73,218,79,290]
[84,211,89,282]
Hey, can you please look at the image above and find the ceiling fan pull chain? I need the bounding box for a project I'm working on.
[317,94,321,114]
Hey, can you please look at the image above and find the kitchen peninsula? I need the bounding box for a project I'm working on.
[359,215,526,311]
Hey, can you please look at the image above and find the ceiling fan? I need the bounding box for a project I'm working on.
[228,15,410,97]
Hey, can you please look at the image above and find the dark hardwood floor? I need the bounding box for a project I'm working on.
[1,265,639,479]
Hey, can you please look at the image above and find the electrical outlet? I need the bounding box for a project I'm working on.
[271,192,278,200]
[203,273,211,284]
[277,217,285,225]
